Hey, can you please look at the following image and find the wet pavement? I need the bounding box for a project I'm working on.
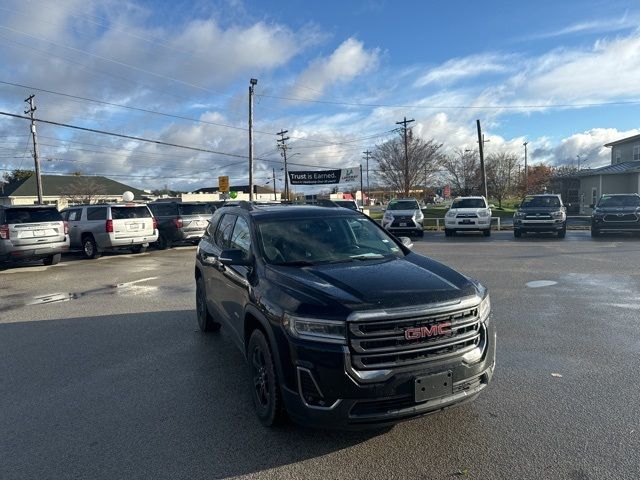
[1,233,639,479]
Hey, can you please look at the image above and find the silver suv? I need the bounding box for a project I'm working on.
[62,204,158,259]
[0,205,69,265]
[381,198,424,237]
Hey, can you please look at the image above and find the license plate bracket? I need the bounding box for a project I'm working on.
[399,222,407,227]
[414,371,453,402]
[460,219,474,224]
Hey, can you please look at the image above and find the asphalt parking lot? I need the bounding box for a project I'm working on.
[1,232,639,480]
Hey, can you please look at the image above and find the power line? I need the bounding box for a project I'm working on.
[257,93,640,110]
[0,110,248,159]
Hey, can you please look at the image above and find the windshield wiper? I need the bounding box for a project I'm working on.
[273,260,316,266]
[350,253,387,260]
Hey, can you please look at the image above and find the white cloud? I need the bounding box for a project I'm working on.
[291,38,380,100]
[413,53,514,88]
[526,12,640,40]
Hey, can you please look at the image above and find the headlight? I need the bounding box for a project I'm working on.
[551,210,565,219]
[478,210,491,218]
[514,211,525,218]
[414,210,424,221]
[383,212,392,220]
[284,314,346,344]
[478,294,491,323]
[445,210,456,218]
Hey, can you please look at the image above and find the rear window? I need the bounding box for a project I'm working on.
[5,207,62,224]
[179,204,212,215]
[111,206,152,219]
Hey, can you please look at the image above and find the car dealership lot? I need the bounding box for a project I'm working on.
[1,233,639,480]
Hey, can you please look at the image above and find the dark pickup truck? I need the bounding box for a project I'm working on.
[194,202,495,429]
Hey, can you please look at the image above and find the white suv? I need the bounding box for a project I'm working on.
[444,196,492,237]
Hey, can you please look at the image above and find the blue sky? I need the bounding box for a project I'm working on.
[1,0,640,192]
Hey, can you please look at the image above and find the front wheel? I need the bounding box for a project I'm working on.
[444,229,454,237]
[514,229,522,238]
[558,228,566,239]
[248,329,286,427]
[416,229,424,237]
[483,229,491,237]
[154,233,170,250]
[591,226,600,237]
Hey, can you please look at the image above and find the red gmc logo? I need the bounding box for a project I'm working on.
[404,322,452,340]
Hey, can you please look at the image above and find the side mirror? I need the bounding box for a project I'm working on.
[489,204,495,209]
[398,236,414,250]
[565,203,572,208]
[219,249,252,266]
[589,204,595,209]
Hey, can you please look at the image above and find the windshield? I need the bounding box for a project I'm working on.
[387,200,419,211]
[257,216,403,265]
[5,207,62,224]
[521,196,561,208]
[597,195,640,208]
[178,204,212,215]
[451,199,486,209]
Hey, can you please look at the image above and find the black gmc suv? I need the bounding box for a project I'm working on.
[591,194,640,237]
[513,194,567,238]
[194,202,494,428]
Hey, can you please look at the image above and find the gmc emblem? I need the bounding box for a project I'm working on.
[404,322,452,340]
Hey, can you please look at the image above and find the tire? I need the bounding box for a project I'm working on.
[131,245,146,254]
[557,228,566,239]
[43,253,61,266]
[82,235,101,259]
[483,229,491,237]
[591,226,600,238]
[514,229,522,238]
[248,329,286,427]
[444,229,453,237]
[416,229,424,237]
[196,276,220,333]
[154,233,170,250]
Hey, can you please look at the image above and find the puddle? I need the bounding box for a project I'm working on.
[526,280,558,288]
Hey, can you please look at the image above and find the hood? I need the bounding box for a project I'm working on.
[265,254,477,316]
[447,208,490,215]
[594,205,640,214]
[385,209,420,216]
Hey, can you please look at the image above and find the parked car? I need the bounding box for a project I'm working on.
[0,205,69,265]
[591,194,640,237]
[444,196,492,237]
[331,199,360,211]
[194,203,494,428]
[513,194,567,238]
[148,201,212,249]
[61,203,157,259]
[381,198,424,237]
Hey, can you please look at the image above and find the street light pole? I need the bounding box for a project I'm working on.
[523,141,529,194]
[248,78,257,202]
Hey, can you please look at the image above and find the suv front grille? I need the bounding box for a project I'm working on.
[524,213,551,220]
[456,213,478,218]
[604,213,637,222]
[348,305,482,370]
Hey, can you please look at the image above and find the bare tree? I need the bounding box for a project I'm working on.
[441,149,480,197]
[485,152,519,207]
[373,131,443,197]
[60,177,108,205]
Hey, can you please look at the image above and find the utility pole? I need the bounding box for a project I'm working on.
[24,95,43,204]
[395,117,415,197]
[276,129,290,202]
[272,168,277,201]
[359,165,364,208]
[362,150,371,204]
[523,141,529,194]
[248,78,257,202]
[476,119,488,200]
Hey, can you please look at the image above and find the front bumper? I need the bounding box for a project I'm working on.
[279,321,496,429]
[592,218,640,232]
[514,219,565,232]
[175,228,206,241]
[445,218,491,230]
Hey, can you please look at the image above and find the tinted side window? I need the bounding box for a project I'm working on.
[214,214,236,249]
[230,217,251,254]
[87,207,107,220]
[67,209,82,221]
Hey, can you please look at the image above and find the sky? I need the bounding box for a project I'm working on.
[1,0,640,193]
